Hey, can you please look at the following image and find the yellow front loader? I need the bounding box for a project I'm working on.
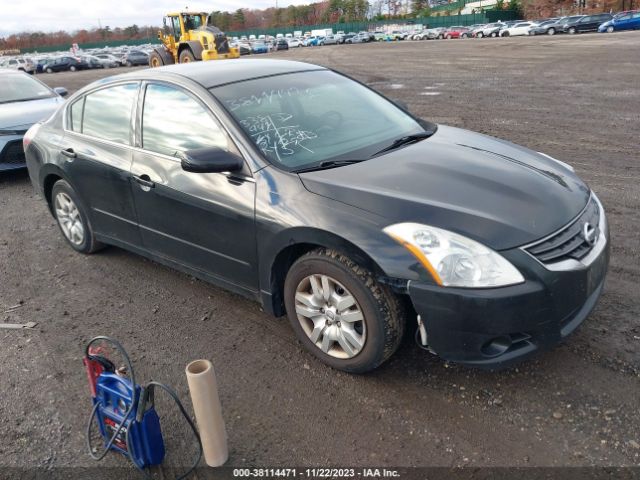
[149,12,239,67]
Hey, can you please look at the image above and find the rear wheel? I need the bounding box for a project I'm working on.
[491,32,498,37]
[52,180,103,254]
[547,27,556,35]
[446,34,452,39]
[568,27,577,34]
[477,32,484,38]
[502,31,510,37]
[69,65,76,72]
[284,249,405,373]
[46,67,53,73]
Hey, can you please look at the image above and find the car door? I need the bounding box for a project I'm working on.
[130,81,258,290]
[62,82,142,246]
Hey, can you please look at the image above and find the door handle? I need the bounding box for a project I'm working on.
[61,148,77,159]
[133,174,155,189]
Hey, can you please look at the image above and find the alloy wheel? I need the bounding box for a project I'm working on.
[294,274,366,359]
[55,192,85,246]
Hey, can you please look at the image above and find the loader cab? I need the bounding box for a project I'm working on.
[163,12,206,42]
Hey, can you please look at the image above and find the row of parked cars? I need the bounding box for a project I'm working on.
[0,46,152,75]
[230,10,639,55]
[402,10,640,40]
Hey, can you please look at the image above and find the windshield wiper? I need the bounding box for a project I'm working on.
[371,131,433,157]
[294,159,365,173]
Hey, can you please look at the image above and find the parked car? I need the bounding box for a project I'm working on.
[529,19,559,35]
[541,16,585,35]
[233,41,252,55]
[94,54,121,68]
[469,25,488,37]
[250,41,270,54]
[274,39,289,51]
[444,27,471,39]
[477,23,505,37]
[80,55,104,69]
[0,69,66,171]
[287,38,303,47]
[123,50,149,66]
[427,27,448,39]
[303,36,321,47]
[25,60,608,373]
[0,57,35,74]
[563,13,613,33]
[599,10,640,32]
[320,35,338,45]
[500,21,537,36]
[44,56,89,73]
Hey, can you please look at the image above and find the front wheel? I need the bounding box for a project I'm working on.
[477,32,484,38]
[69,65,76,72]
[568,27,576,34]
[284,249,404,373]
[52,180,103,254]
[606,25,614,33]
[547,27,556,35]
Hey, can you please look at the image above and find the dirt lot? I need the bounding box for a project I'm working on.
[1,33,639,474]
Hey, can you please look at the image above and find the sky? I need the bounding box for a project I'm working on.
[0,0,312,36]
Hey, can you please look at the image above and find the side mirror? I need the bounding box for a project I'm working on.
[54,87,68,97]
[179,147,244,173]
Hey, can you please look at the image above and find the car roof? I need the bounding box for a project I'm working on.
[109,59,326,89]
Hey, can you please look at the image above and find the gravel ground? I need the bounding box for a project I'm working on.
[1,33,639,474]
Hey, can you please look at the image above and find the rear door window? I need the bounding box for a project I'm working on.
[79,83,138,145]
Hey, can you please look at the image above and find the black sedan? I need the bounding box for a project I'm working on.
[43,56,89,73]
[24,60,609,373]
[562,13,613,33]
[0,69,67,171]
[123,50,149,66]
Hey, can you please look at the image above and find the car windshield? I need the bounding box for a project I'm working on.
[212,70,428,171]
[0,73,54,104]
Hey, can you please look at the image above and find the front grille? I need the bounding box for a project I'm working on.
[526,196,600,264]
[0,140,26,165]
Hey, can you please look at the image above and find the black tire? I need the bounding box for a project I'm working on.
[547,27,555,35]
[284,249,405,373]
[502,31,510,37]
[568,27,576,34]
[491,32,498,37]
[69,65,76,72]
[149,50,164,68]
[477,32,484,38]
[51,180,104,254]
[46,67,53,73]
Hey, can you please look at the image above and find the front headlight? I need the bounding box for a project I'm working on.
[384,223,525,288]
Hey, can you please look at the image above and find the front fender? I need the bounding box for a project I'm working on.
[254,167,436,314]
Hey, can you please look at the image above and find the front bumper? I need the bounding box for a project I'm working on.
[0,135,26,171]
[408,200,610,369]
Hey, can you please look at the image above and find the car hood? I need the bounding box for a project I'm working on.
[299,125,590,250]
[0,96,64,130]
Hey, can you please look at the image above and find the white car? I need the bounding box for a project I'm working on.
[500,22,537,36]
[93,54,121,68]
[287,38,302,48]
[0,57,35,74]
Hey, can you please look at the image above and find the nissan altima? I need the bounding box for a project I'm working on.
[24,60,609,373]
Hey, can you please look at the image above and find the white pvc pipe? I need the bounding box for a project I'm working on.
[185,359,228,467]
